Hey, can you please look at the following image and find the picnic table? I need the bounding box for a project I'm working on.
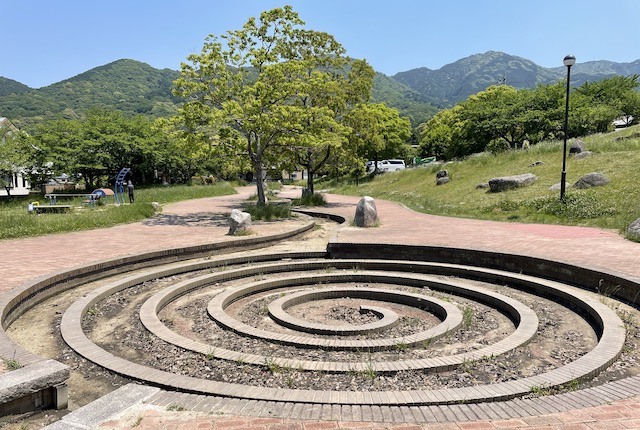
[44,193,99,206]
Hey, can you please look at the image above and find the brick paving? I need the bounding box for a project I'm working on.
[3,185,640,429]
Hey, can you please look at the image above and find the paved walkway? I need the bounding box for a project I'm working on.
[3,185,640,429]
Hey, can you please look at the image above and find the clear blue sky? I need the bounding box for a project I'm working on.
[3,0,639,88]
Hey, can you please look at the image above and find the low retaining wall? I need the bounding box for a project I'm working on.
[327,243,640,305]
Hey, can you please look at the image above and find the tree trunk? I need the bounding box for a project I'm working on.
[306,169,314,195]
[254,162,266,206]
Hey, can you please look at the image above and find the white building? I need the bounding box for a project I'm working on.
[0,117,31,198]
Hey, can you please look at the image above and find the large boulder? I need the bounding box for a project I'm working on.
[627,218,640,240]
[549,182,571,191]
[569,139,586,154]
[228,209,252,235]
[354,196,379,227]
[574,151,593,160]
[488,173,537,192]
[573,172,609,189]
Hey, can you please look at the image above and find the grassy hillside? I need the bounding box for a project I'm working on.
[332,125,640,237]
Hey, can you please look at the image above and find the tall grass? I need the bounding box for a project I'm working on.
[0,182,237,240]
[332,125,640,238]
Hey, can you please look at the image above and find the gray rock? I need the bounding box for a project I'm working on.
[574,151,593,159]
[627,218,640,239]
[488,173,537,192]
[436,176,450,186]
[549,182,571,191]
[569,139,586,154]
[573,172,609,189]
[529,161,545,167]
[228,209,252,235]
[354,196,379,227]
[436,170,449,179]
[476,183,490,189]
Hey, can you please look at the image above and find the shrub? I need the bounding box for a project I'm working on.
[244,203,291,221]
[292,192,327,207]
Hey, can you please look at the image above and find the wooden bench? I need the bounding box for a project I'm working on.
[32,205,73,214]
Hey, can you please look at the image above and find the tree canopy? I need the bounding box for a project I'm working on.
[418,75,640,160]
[344,103,412,169]
[172,6,374,204]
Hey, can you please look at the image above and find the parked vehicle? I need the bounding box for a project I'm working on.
[378,159,406,172]
[366,159,406,173]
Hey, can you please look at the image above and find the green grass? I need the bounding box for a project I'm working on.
[292,192,328,206]
[0,182,237,240]
[243,202,291,221]
[332,125,640,239]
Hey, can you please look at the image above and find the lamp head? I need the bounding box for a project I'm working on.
[563,55,576,67]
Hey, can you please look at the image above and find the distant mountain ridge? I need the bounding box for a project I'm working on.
[1,52,639,128]
[393,51,640,105]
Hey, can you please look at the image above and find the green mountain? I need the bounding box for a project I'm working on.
[0,59,180,127]
[0,77,31,97]
[370,73,440,127]
[393,51,640,105]
[2,52,640,129]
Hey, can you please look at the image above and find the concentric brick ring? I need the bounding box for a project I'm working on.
[58,253,627,405]
[267,288,403,335]
[206,273,469,350]
[136,268,538,372]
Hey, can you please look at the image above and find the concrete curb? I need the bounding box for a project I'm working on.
[42,384,159,430]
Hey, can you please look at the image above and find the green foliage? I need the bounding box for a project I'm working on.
[462,306,474,328]
[2,357,22,371]
[527,192,617,219]
[345,102,412,164]
[0,77,30,97]
[25,109,173,189]
[0,60,180,128]
[370,73,439,127]
[0,183,236,240]
[418,76,640,160]
[292,192,327,206]
[243,203,291,221]
[173,6,374,205]
[166,405,186,411]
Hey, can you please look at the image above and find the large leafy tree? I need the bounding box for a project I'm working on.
[172,6,373,204]
[417,105,467,159]
[344,103,412,173]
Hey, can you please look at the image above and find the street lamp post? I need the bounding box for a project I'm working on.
[560,54,576,203]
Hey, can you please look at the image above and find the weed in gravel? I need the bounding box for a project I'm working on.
[166,404,186,411]
[462,306,474,328]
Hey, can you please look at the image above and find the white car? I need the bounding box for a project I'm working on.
[378,159,406,172]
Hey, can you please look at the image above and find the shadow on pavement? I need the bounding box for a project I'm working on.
[143,213,229,227]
